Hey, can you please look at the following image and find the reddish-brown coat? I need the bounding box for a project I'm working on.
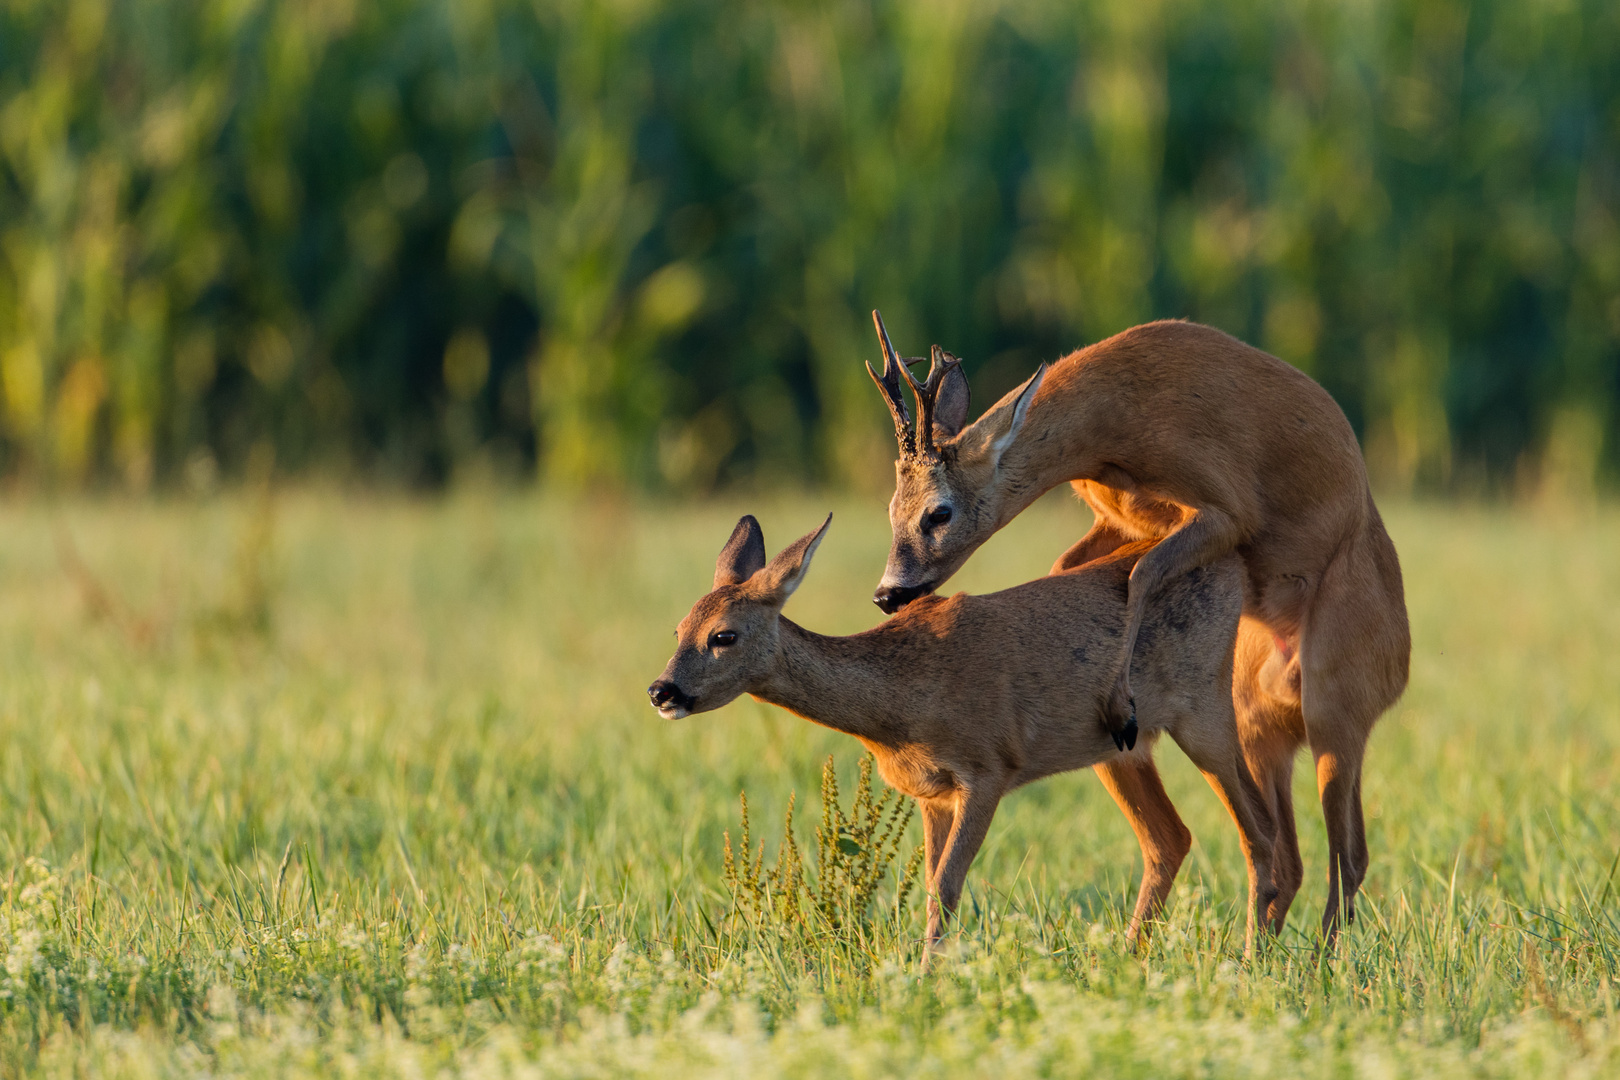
[652,517,1279,959]
[874,317,1410,936]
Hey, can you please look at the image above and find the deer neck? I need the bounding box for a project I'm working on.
[751,620,908,745]
[991,366,1110,528]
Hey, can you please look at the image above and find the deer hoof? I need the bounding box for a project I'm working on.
[1111,729,1126,752]
[1123,717,1138,751]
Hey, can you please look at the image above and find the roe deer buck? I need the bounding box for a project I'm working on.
[648,514,1278,958]
[863,312,1410,939]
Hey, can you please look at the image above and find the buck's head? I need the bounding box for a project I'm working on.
[866,311,1046,614]
[648,514,831,719]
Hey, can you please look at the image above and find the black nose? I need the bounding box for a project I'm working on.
[873,583,927,614]
[649,681,698,712]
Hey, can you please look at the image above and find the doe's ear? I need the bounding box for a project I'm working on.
[714,515,768,588]
[963,362,1046,466]
[754,514,832,605]
[932,364,971,439]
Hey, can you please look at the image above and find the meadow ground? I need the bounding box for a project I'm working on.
[0,489,1617,1077]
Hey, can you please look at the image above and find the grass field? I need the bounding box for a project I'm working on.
[0,489,1618,1076]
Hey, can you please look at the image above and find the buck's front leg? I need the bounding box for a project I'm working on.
[1050,515,1133,575]
[1106,507,1242,747]
[923,785,1003,962]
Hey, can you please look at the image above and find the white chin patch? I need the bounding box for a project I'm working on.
[658,706,688,720]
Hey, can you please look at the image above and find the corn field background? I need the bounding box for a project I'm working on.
[1,0,1617,494]
[5,2,1620,1076]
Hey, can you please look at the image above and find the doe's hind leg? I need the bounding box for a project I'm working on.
[1167,701,1279,957]
[1233,617,1307,932]
[1092,754,1192,948]
[1259,753,1302,931]
[1062,525,1190,947]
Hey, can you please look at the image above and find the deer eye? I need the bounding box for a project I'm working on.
[710,631,737,648]
[927,506,952,526]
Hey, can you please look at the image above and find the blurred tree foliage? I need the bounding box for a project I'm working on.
[0,0,1616,493]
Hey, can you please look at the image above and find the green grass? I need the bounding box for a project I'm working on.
[0,489,1618,1076]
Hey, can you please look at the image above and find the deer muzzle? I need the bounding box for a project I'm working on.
[647,680,696,719]
[872,581,931,614]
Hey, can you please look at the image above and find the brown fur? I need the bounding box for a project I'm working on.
[873,318,1411,938]
[650,515,1279,960]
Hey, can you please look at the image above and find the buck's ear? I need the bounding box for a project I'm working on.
[754,514,831,605]
[962,362,1045,466]
[714,515,768,588]
[932,364,970,439]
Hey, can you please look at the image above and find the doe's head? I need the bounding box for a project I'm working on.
[867,310,1046,613]
[648,514,831,719]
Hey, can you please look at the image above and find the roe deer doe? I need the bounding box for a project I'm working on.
[648,514,1278,958]
[864,312,1409,939]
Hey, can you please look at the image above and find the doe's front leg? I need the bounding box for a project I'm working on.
[921,785,1003,966]
[919,799,954,953]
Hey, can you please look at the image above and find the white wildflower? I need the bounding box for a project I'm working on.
[5,929,44,980]
[404,942,432,985]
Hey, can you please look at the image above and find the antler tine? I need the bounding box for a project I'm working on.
[909,344,963,457]
[868,310,915,456]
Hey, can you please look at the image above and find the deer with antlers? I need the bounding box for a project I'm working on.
[649,514,1279,959]
[864,312,1409,939]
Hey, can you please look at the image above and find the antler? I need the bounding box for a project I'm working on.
[867,310,916,456]
[868,310,963,459]
[900,344,963,459]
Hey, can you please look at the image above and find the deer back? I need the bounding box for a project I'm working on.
[868,542,1243,789]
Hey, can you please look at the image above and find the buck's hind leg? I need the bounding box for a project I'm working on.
[1299,523,1410,943]
[1308,731,1367,942]
[1093,753,1192,948]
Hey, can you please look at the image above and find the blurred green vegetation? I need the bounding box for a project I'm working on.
[0,493,1619,1073]
[1,0,1616,493]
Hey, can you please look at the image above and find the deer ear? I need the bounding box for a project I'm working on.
[714,515,768,588]
[963,363,1045,466]
[754,514,831,605]
[932,364,970,439]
